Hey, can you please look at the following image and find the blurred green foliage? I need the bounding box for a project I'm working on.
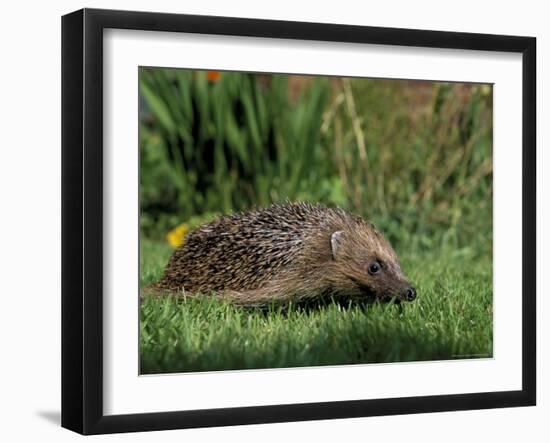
[139,68,492,257]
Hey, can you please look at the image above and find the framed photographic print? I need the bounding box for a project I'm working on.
[61,8,536,435]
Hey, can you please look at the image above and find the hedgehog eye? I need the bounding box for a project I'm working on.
[368,262,381,275]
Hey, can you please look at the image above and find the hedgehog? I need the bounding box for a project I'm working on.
[148,202,416,307]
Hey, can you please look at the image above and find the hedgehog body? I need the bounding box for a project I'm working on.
[151,202,416,306]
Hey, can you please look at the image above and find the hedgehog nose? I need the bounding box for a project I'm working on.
[405,287,417,301]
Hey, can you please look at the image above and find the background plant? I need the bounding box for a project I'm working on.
[140,68,492,259]
[140,69,332,236]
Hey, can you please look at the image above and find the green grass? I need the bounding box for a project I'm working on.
[140,239,493,374]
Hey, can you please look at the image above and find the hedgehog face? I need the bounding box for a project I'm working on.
[330,229,416,303]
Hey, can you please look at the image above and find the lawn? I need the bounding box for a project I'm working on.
[140,239,493,374]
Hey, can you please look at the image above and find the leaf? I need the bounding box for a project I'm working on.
[140,81,176,133]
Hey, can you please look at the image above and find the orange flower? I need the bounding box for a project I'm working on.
[206,71,221,82]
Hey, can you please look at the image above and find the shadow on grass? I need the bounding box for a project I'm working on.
[140,301,468,375]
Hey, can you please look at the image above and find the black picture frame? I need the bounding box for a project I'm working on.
[61,8,536,435]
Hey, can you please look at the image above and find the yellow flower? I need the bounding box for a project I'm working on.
[166,223,189,248]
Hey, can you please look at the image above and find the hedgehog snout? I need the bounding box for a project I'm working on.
[402,286,417,302]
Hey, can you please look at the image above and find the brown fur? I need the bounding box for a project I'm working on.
[147,202,415,306]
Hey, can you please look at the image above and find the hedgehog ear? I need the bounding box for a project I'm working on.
[330,230,343,260]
